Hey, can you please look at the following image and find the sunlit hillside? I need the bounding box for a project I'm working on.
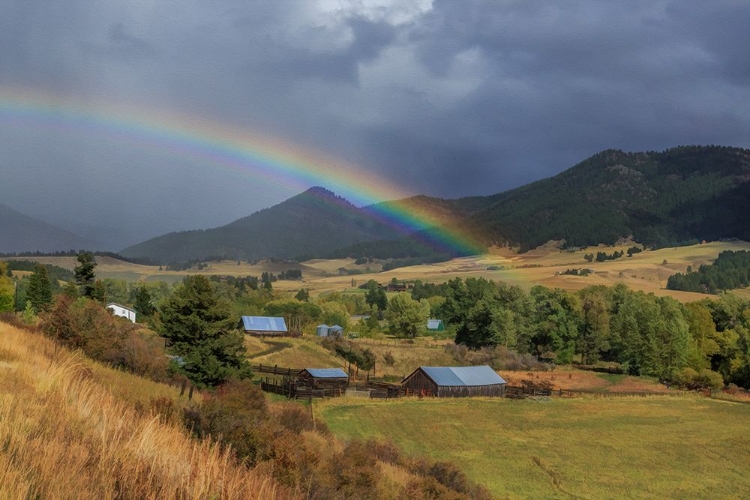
[0,322,283,500]
[8,240,748,302]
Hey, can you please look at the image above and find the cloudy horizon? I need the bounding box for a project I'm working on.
[2,0,749,250]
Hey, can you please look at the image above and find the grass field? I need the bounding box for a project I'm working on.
[317,396,750,499]
[7,241,749,302]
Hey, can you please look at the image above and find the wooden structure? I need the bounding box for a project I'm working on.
[401,365,507,398]
[238,316,288,336]
[297,368,349,390]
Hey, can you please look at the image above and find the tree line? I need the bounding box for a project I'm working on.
[667,250,750,294]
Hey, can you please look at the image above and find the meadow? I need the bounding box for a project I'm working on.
[317,396,750,499]
[9,240,750,302]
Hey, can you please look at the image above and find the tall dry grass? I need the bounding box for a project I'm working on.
[0,322,289,500]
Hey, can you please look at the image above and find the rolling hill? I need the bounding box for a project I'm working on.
[121,145,750,264]
[0,203,97,254]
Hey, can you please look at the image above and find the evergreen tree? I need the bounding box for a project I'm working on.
[134,286,155,317]
[27,263,52,313]
[364,280,387,311]
[74,252,97,298]
[158,275,251,388]
[0,263,14,312]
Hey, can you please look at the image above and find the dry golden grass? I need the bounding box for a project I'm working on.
[5,240,749,301]
[0,322,287,500]
[501,367,668,393]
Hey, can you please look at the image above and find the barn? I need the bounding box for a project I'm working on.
[297,368,349,390]
[106,303,136,323]
[238,316,288,336]
[401,365,506,398]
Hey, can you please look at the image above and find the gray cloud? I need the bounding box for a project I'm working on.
[1,0,749,249]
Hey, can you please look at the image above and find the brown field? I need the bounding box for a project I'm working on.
[501,366,669,393]
[4,240,749,302]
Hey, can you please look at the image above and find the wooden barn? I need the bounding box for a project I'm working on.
[238,316,288,336]
[297,368,349,390]
[401,365,506,398]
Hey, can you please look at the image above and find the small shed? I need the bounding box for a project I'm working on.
[328,324,344,337]
[401,365,506,398]
[238,316,288,336]
[316,324,330,337]
[427,319,445,332]
[106,303,136,323]
[297,368,349,389]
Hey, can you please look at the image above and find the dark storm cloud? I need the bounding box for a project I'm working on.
[1,0,749,248]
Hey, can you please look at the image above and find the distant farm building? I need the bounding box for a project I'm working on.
[427,319,445,332]
[401,365,507,398]
[297,368,349,390]
[316,324,344,338]
[238,316,288,336]
[106,303,136,323]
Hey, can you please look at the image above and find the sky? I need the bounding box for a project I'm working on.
[1,0,749,250]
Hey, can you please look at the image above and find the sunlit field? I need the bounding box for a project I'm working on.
[317,396,750,499]
[8,240,748,302]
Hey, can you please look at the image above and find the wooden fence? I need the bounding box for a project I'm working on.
[253,364,302,376]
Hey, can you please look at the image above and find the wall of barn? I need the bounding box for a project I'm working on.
[401,370,439,396]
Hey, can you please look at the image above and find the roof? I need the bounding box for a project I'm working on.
[427,319,444,329]
[416,366,506,387]
[302,368,348,379]
[239,316,287,332]
[106,303,135,313]
[328,324,344,331]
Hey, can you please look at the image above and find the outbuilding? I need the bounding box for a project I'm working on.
[106,303,136,323]
[238,316,288,336]
[297,368,349,390]
[401,365,506,398]
[427,319,445,332]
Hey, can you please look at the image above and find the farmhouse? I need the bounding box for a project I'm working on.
[427,319,445,332]
[106,303,136,323]
[238,316,288,336]
[297,368,349,390]
[401,365,506,398]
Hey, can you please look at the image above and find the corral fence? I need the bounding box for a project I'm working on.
[253,364,303,377]
[259,377,345,400]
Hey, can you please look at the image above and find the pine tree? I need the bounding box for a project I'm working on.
[134,286,155,317]
[74,252,97,298]
[158,275,251,388]
[27,264,52,313]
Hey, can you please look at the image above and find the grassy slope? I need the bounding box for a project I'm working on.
[317,397,750,499]
[0,322,283,499]
[7,241,748,302]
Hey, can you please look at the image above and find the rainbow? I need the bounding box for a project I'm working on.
[0,87,485,256]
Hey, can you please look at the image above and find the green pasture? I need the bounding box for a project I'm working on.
[317,396,750,499]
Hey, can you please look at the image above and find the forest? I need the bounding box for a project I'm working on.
[667,250,750,294]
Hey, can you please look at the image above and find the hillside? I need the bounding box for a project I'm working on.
[121,187,403,264]
[0,203,97,254]
[121,146,750,264]
[460,145,750,251]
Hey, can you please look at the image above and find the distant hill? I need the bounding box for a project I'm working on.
[122,146,750,264]
[121,187,404,263]
[0,204,97,254]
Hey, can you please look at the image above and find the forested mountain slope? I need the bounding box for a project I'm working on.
[121,187,402,263]
[458,146,750,251]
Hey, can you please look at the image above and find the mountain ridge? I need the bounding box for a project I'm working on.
[0,203,98,254]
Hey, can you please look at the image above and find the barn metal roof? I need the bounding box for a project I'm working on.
[303,368,348,378]
[427,319,444,329]
[420,366,506,387]
[239,316,287,332]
